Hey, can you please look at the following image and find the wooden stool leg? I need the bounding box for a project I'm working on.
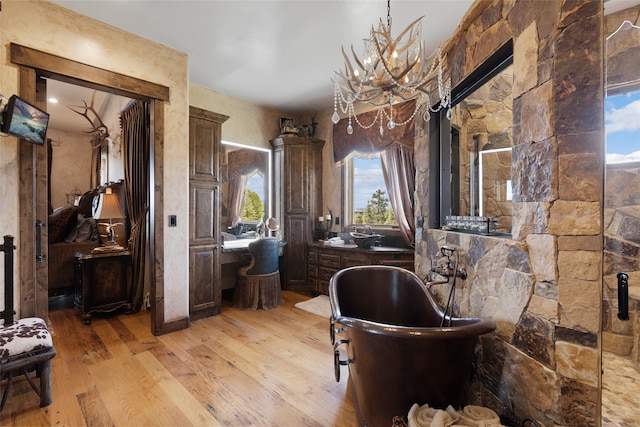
[39,359,53,407]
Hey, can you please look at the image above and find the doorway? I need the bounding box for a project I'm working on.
[601,19,640,426]
[11,43,169,335]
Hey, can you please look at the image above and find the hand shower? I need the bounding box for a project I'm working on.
[440,246,459,328]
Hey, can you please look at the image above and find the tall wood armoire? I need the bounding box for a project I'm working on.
[270,137,325,292]
[189,107,229,320]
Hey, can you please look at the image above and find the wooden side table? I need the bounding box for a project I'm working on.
[74,250,132,324]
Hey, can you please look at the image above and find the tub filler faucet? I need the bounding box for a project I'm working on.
[427,245,469,327]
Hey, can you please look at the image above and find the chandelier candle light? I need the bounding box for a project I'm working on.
[332,0,452,135]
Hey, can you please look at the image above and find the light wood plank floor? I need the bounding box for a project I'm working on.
[1,291,357,426]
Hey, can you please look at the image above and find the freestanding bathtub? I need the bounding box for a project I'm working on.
[329,265,496,427]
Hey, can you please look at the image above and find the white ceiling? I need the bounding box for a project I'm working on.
[46,0,474,131]
[45,0,638,133]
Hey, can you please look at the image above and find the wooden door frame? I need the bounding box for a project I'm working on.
[10,43,171,335]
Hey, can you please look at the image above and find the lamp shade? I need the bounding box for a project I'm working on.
[92,188,125,220]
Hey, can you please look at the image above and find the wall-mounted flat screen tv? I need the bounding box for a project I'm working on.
[1,95,50,145]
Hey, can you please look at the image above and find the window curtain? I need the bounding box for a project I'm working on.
[228,174,248,227]
[332,99,417,246]
[332,99,416,163]
[380,147,415,247]
[120,100,150,312]
[226,148,266,227]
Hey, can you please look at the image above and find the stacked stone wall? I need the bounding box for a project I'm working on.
[415,1,603,425]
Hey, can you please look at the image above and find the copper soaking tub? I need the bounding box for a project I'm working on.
[329,265,495,427]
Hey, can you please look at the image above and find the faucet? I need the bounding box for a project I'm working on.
[425,277,450,289]
[363,225,373,235]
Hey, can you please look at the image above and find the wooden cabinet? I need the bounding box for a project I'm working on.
[270,137,325,292]
[74,250,132,324]
[307,243,414,295]
[189,107,229,320]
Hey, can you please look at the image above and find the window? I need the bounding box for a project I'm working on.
[343,153,398,227]
[242,171,266,221]
[430,41,513,235]
[605,88,640,164]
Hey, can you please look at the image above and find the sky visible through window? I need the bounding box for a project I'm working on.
[353,154,385,210]
[605,89,640,164]
[246,172,264,200]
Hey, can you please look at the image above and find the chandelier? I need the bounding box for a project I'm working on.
[332,0,452,135]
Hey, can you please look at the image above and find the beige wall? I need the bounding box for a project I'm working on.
[189,83,284,150]
[0,0,190,322]
[47,129,94,209]
[0,0,300,323]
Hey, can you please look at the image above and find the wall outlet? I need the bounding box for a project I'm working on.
[169,215,177,227]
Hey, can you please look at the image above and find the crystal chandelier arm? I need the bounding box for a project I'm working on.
[348,45,369,78]
[372,36,420,85]
[341,46,358,80]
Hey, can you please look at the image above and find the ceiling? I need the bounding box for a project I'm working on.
[45,0,639,133]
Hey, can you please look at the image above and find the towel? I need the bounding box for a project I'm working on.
[406,403,504,427]
[457,405,500,426]
[407,404,458,427]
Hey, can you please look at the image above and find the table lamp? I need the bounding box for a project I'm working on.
[92,188,125,250]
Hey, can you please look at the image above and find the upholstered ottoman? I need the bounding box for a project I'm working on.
[0,317,56,410]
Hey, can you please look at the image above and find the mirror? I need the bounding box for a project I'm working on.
[448,60,513,234]
[221,140,272,239]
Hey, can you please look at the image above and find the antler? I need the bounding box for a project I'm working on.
[68,91,110,148]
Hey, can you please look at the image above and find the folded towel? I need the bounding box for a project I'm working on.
[408,404,458,427]
[458,405,500,426]
[406,403,504,427]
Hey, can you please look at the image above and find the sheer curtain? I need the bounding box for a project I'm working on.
[228,174,248,227]
[120,100,150,311]
[380,147,415,247]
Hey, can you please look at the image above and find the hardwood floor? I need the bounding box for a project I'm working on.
[1,291,357,426]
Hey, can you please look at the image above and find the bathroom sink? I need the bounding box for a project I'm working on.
[349,232,382,249]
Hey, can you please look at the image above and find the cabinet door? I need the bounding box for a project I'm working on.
[84,255,131,309]
[285,144,311,214]
[284,214,311,290]
[190,115,220,182]
[189,181,218,245]
[188,107,228,319]
[189,245,220,316]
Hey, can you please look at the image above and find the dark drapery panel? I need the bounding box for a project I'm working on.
[380,147,416,247]
[332,99,416,163]
[120,100,150,312]
[228,148,267,177]
[47,140,52,212]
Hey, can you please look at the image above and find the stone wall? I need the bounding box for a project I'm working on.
[415,1,603,425]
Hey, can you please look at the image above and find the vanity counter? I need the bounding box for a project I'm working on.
[307,241,414,295]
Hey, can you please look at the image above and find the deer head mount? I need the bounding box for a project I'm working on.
[68,91,110,148]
